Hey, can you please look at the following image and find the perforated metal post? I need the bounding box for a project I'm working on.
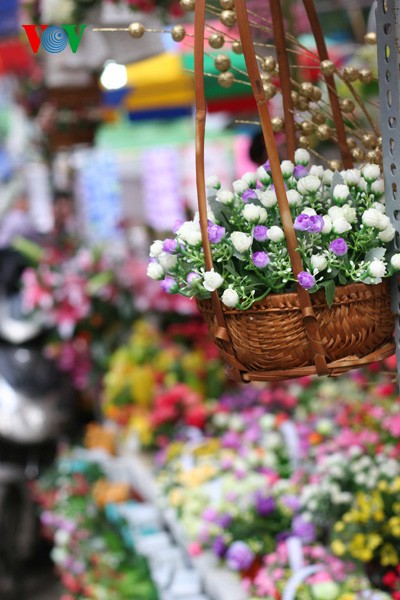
[376,0,400,379]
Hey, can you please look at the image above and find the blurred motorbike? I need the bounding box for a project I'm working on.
[0,248,74,596]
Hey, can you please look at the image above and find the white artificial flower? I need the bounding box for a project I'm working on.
[257,189,277,207]
[322,169,334,185]
[281,160,294,177]
[371,179,385,196]
[54,529,70,546]
[217,189,234,205]
[294,148,310,166]
[342,204,356,223]
[203,269,224,291]
[371,202,385,214]
[311,254,328,272]
[358,177,368,192]
[362,208,382,228]
[267,226,285,242]
[333,184,350,202]
[233,179,248,195]
[362,163,381,182]
[230,231,252,253]
[230,415,245,431]
[333,217,352,234]
[242,171,257,187]
[158,252,177,270]
[243,203,267,223]
[368,259,387,278]
[379,225,395,242]
[256,165,271,184]
[377,214,391,231]
[178,221,202,245]
[302,207,317,216]
[343,169,361,186]
[297,175,321,195]
[205,174,220,189]
[322,215,333,234]
[309,165,324,178]
[286,189,302,206]
[147,262,164,280]
[149,240,164,258]
[391,254,400,269]
[221,288,239,308]
[42,0,74,22]
[260,414,275,430]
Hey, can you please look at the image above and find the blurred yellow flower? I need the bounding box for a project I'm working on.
[331,539,346,556]
[380,543,399,566]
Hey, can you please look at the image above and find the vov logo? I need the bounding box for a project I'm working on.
[22,25,87,54]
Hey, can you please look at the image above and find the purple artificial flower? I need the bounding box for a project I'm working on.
[226,541,255,571]
[208,223,226,243]
[263,160,271,172]
[252,251,270,268]
[187,272,201,285]
[294,164,308,179]
[292,515,316,543]
[242,189,258,203]
[329,238,348,256]
[297,271,316,290]
[162,238,178,253]
[307,215,324,234]
[294,214,311,231]
[161,276,178,294]
[253,225,268,242]
[221,431,241,449]
[282,495,301,512]
[218,513,233,528]
[213,536,227,558]
[172,219,184,233]
[255,494,276,516]
[203,507,219,522]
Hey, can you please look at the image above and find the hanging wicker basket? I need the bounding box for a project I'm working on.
[193,0,395,382]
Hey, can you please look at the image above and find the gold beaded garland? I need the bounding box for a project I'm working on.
[316,124,332,141]
[343,66,359,82]
[346,137,357,149]
[180,0,195,10]
[220,0,234,8]
[312,111,326,125]
[218,71,235,88]
[208,33,225,49]
[311,87,322,102]
[261,56,276,73]
[299,136,311,148]
[232,41,242,54]
[351,147,366,162]
[271,117,284,132]
[295,97,309,111]
[263,82,277,99]
[364,32,377,45]
[300,120,314,135]
[320,59,335,76]
[299,82,314,99]
[128,22,145,38]
[171,25,186,42]
[340,98,355,113]
[359,68,373,84]
[219,10,236,27]
[362,133,377,149]
[214,54,231,72]
[329,160,342,171]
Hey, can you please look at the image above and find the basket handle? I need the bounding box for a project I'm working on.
[194,0,246,378]
[302,0,353,169]
[234,0,329,375]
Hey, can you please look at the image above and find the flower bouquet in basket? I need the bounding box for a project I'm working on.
[148,153,398,379]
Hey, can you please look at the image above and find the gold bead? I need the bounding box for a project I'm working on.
[329,160,342,171]
[316,124,332,141]
[171,24,186,42]
[359,68,373,84]
[208,33,224,49]
[351,147,366,162]
[232,41,242,54]
[299,136,311,148]
[180,0,195,10]
[374,148,383,162]
[219,9,236,27]
[346,136,357,149]
[312,86,322,102]
[220,0,234,7]
[214,54,231,72]
[367,149,379,162]
[261,56,276,73]
[312,110,326,125]
[364,32,377,45]
[291,91,299,104]
[128,22,145,38]
[218,71,235,88]
[343,66,359,82]
[320,59,335,77]
[271,117,284,133]
[299,82,314,99]
[340,98,355,113]
[263,82,277,99]
[362,132,377,149]
[295,97,309,111]
[300,120,314,135]
[377,136,382,148]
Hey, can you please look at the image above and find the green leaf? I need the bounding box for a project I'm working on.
[87,271,114,294]
[324,279,336,307]
[12,236,44,263]
[208,197,232,227]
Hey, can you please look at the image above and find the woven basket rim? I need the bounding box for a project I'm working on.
[197,280,389,314]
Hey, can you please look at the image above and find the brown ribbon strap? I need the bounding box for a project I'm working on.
[234,0,328,375]
[194,0,245,376]
[302,0,353,169]
[269,0,296,161]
